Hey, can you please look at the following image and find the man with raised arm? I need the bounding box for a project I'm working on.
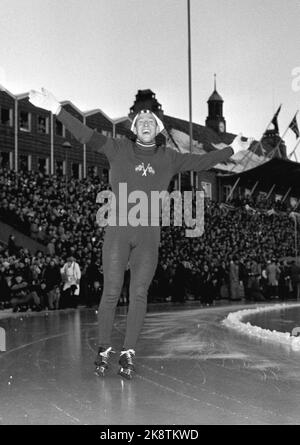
[29,88,253,379]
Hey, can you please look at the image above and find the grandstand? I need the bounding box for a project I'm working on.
[1,83,300,312]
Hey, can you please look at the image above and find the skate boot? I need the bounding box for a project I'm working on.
[94,346,115,377]
[118,349,135,380]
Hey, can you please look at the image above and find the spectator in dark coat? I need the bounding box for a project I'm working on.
[7,234,18,256]
[10,274,41,311]
[172,262,186,303]
[0,267,11,305]
[290,260,300,300]
[43,259,61,291]
[199,264,214,305]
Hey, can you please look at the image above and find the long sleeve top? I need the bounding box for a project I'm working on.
[56,108,234,225]
[60,261,81,295]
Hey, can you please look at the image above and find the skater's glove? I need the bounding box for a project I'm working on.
[29,87,61,115]
[211,133,254,155]
[228,133,254,155]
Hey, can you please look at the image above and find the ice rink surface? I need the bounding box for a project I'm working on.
[0,302,300,425]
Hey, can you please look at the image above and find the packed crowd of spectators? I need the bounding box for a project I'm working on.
[1,167,300,312]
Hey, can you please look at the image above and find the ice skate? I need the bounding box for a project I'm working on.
[118,349,135,380]
[94,346,115,377]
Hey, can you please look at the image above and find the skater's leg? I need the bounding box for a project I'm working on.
[98,227,130,348]
[123,227,160,350]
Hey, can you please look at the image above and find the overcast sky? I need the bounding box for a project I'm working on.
[0,0,299,154]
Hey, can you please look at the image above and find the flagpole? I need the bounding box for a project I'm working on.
[187,0,194,187]
[269,111,298,159]
[295,217,298,260]
[249,180,259,198]
[269,125,290,159]
[288,138,300,160]
[225,177,240,202]
[266,183,276,200]
[281,187,292,204]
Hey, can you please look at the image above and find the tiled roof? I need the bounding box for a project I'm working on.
[163,114,274,157]
[164,114,235,151]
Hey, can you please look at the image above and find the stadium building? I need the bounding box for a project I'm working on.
[1,82,299,206]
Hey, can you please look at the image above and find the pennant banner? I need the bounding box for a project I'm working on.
[269,105,282,133]
[289,114,300,139]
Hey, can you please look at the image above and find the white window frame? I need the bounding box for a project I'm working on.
[45,157,50,174]
[201,181,212,199]
[9,151,13,169]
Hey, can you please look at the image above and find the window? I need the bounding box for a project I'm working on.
[223,185,232,201]
[56,160,64,176]
[102,168,109,183]
[37,115,49,134]
[72,162,82,179]
[0,107,13,126]
[88,165,98,177]
[19,111,31,132]
[0,152,10,169]
[102,130,112,137]
[201,181,212,199]
[38,157,49,174]
[20,155,29,172]
[55,119,65,137]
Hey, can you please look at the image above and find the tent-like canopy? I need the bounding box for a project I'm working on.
[219,158,300,196]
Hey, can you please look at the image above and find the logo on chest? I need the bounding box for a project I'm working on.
[135,162,155,176]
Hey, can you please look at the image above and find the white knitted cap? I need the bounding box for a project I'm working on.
[130,109,164,135]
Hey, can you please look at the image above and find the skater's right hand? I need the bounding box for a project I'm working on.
[28,87,61,114]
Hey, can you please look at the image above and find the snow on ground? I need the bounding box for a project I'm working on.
[223,303,300,350]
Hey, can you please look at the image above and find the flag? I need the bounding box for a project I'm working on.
[289,113,300,139]
[269,105,282,133]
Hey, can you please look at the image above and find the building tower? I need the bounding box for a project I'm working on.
[205,74,226,134]
[129,89,164,120]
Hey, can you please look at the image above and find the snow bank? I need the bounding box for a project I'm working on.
[222,303,300,351]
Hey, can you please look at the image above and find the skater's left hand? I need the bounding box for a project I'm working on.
[212,133,254,155]
[230,133,254,154]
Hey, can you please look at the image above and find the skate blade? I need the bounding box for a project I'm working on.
[94,365,107,377]
[118,367,134,380]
